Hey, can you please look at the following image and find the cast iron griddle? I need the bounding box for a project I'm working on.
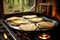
[1,12,59,31]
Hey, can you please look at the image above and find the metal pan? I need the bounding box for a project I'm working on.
[1,12,59,31]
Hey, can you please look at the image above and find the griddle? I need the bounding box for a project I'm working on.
[1,12,59,32]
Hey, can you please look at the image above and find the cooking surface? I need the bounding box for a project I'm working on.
[0,12,60,40]
[0,18,60,40]
[2,12,59,32]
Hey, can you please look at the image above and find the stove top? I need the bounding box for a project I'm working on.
[0,23,16,40]
[0,20,60,40]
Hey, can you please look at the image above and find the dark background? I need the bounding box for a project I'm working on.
[55,0,60,14]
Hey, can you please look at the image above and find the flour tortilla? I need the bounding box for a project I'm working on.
[19,24,37,31]
[10,20,29,26]
[36,22,55,29]
[28,18,43,22]
[23,15,37,19]
[6,17,23,22]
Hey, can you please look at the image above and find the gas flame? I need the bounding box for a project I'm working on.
[38,33,50,40]
[4,33,8,39]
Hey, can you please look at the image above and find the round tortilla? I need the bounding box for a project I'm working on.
[23,15,37,19]
[10,20,29,26]
[6,17,23,22]
[28,18,43,22]
[36,22,55,29]
[19,24,37,31]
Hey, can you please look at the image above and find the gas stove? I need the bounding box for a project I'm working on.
[0,24,51,40]
[0,12,60,40]
[0,21,60,40]
[0,23,15,40]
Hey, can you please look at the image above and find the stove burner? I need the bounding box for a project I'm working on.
[38,33,51,40]
[4,33,8,39]
[0,23,15,40]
